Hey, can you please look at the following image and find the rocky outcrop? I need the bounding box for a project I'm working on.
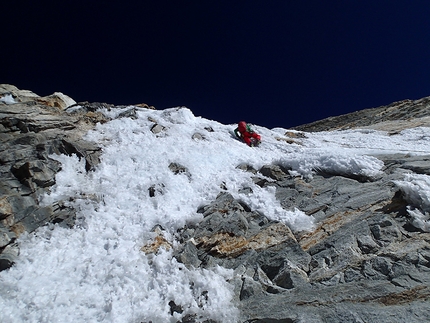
[174,155,430,322]
[292,96,430,132]
[0,85,147,271]
[2,84,430,322]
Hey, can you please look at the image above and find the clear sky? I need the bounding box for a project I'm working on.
[3,1,430,128]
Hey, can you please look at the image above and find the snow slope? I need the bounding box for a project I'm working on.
[1,106,429,322]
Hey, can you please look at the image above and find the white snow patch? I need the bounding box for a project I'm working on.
[0,94,16,104]
[394,173,430,232]
[65,105,83,113]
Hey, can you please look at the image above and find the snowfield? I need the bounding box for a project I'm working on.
[1,106,430,322]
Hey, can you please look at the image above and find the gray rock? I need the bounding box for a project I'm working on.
[56,138,101,172]
[11,159,60,189]
[0,84,128,271]
[175,152,430,322]
[292,96,430,132]
[357,234,379,253]
[176,241,202,268]
[148,183,165,197]
[117,107,138,119]
[0,228,16,248]
[0,196,13,220]
[259,165,289,181]
[168,162,192,180]
[0,243,19,271]
[192,132,204,140]
[236,163,258,174]
[151,123,165,134]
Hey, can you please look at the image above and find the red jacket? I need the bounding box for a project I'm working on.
[235,121,261,146]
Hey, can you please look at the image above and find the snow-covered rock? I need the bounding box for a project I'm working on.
[1,85,430,323]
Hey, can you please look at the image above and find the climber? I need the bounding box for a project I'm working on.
[234,121,261,146]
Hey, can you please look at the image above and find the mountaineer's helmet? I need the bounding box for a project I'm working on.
[238,121,247,131]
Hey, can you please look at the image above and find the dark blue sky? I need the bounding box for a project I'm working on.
[3,1,430,128]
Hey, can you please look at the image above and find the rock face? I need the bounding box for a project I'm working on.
[1,85,430,322]
[0,84,141,270]
[174,155,430,322]
[292,96,430,132]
